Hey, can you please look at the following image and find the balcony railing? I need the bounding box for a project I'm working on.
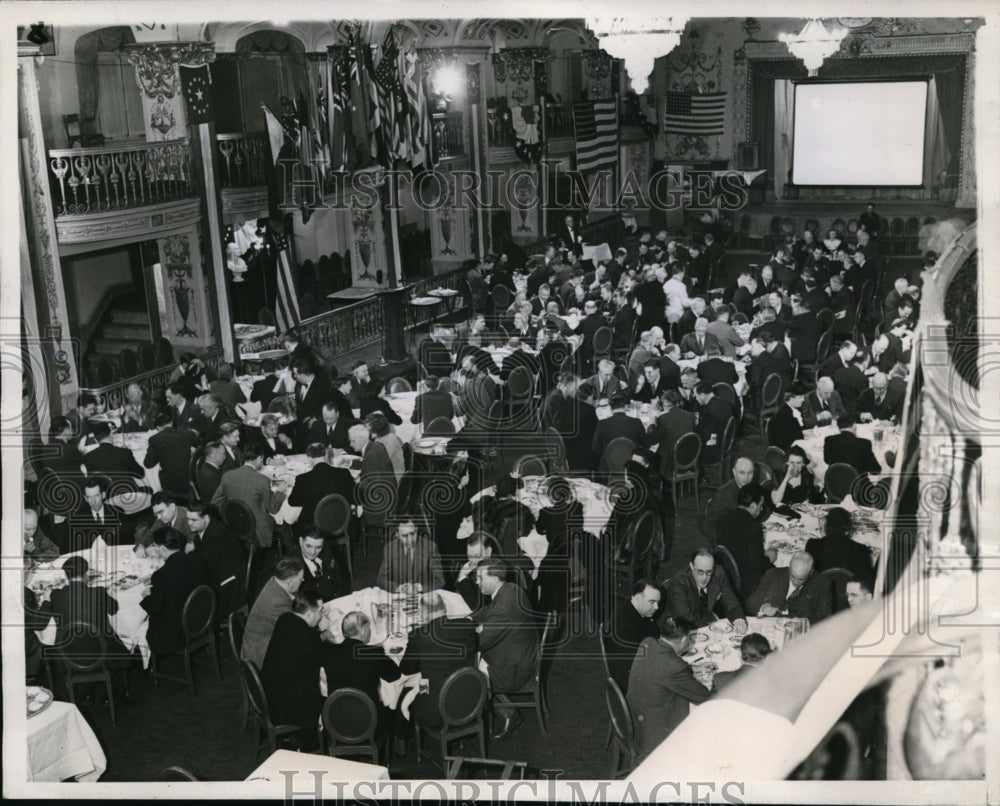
[48,138,197,216]
[216,132,269,188]
[544,103,574,139]
[485,102,575,148]
[81,348,224,411]
[433,111,465,159]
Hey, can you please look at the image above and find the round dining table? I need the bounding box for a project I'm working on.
[793,420,900,484]
[762,500,885,568]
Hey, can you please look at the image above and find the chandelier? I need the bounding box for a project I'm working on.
[585,17,687,95]
[779,19,848,75]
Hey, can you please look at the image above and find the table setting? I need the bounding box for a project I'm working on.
[25,700,108,782]
[763,500,884,567]
[681,617,806,682]
[793,420,899,483]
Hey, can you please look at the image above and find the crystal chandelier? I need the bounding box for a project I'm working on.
[779,19,848,75]
[585,17,688,95]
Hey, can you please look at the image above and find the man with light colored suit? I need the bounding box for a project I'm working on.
[211,443,286,556]
[376,518,445,593]
[349,423,396,539]
[241,557,305,669]
[679,318,721,358]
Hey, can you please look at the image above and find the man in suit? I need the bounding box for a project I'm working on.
[857,372,904,423]
[704,308,745,358]
[592,395,648,471]
[801,376,846,428]
[211,443,286,558]
[418,325,455,378]
[632,267,667,333]
[186,501,247,620]
[218,421,244,472]
[540,373,579,434]
[249,359,285,411]
[323,376,358,421]
[732,275,757,319]
[571,299,607,374]
[165,382,202,435]
[350,423,396,540]
[377,518,445,593]
[828,274,857,338]
[359,394,403,426]
[627,616,713,760]
[679,318,719,358]
[306,403,355,451]
[291,358,330,426]
[144,412,197,499]
[604,579,661,693]
[704,456,771,544]
[66,392,99,440]
[716,483,776,600]
[746,551,834,624]
[195,394,231,443]
[474,558,539,739]
[150,491,192,551]
[753,332,794,394]
[286,443,356,531]
[611,292,636,356]
[662,549,747,629]
[554,214,584,258]
[648,389,696,478]
[23,508,60,566]
[283,333,331,386]
[819,340,858,381]
[658,344,683,390]
[696,345,740,387]
[694,382,733,467]
[823,413,881,475]
[260,588,326,751]
[346,360,378,407]
[786,296,823,363]
[630,359,675,403]
[767,382,807,452]
[411,375,455,427]
[140,526,208,656]
[209,363,247,414]
[584,359,628,402]
[82,421,146,493]
[241,557,304,669]
[70,479,127,550]
[293,526,350,602]
[255,414,296,462]
[120,383,160,433]
[196,442,226,501]
[49,555,122,645]
[834,350,871,417]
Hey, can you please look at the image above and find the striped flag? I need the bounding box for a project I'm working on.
[399,41,422,167]
[274,232,301,332]
[573,100,617,172]
[373,30,404,165]
[363,38,384,164]
[664,91,726,136]
[326,50,351,171]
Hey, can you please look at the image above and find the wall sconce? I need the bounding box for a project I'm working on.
[779,19,848,75]
[585,17,687,95]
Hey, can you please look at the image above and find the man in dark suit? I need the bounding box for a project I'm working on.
[195,394,231,444]
[149,491,192,550]
[658,344,683,390]
[260,587,326,751]
[786,296,823,363]
[290,358,330,425]
[834,351,871,417]
[662,549,746,629]
[499,338,541,383]
[630,359,675,403]
[604,579,661,693]
[696,345,739,387]
[571,299,607,374]
[455,334,496,375]
[218,421,244,473]
[648,390,696,478]
[540,373,579,434]
[801,377,846,428]
[196,442,225,501]
[293,526,350,602]
[165,383,202,435]
[592,395,648,471]
[828,274,857,337]
[767,382,807,452]
[823,414,881,475]
[819,341,858,381]
[255,414,296,462]
[627,616,713,760]
[611,293,636,356]
[554,214,584,258]
[49,555,122,647]
[418,325,455,378]
[746,551,834,624]
[70,478,127,550]
[411,376,455,427]
[306,403,355,451]
[716,484,775,601]
[82,422,146,492]
[694,383,733,467]
[731,275,758,319]
[140,526,208,656]
[143,412,196,499]
[350,423,397,539]
[326,376,358,420]
[473,559,539,739]
[750,332,794,395]
[186,502,247,620]
[120,383,161,433]
[679,319,719,358]
[584,359,628,402]
[286,443,356,531]
[358,394,403,426]
[249,359,284,411]
[377,519,445,593]
[857,372,904,423]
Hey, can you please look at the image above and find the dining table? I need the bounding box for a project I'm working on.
[246,749,389,785]
[793,420,900,484]
[260,452,359,525]
[26,539,162,668]
[26,700,107,782]
[681,616,799,675]
[762,499,885,568]
[77,427,160,512]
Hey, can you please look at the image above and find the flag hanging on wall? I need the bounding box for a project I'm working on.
[273,231,301,332]
[180,65,213,125]
[573,99,617,172]
[373,30,405,166]
[326,49,352,171]
[664,91,726,136]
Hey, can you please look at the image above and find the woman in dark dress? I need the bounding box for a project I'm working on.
[534,476,585,614]
[474,474,535,558]
[770,446,824,506]
[806,507,875,590]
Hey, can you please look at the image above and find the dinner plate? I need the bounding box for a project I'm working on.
[689,632,708,643]
[417,438,437,448]
[26,686,53,718]
[709,620,733,634]
[768,522,786,533]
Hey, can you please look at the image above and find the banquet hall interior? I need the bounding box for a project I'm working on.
[13,13,991,788]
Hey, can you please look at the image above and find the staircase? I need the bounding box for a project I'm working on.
[90,302,151,362]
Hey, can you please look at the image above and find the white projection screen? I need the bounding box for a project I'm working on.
[791,81,928,186]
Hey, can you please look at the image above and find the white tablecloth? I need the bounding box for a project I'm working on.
[260,454,358,525]
[26,701,107,782]
[370,391,465,446]
[763,500,885,568]
[676,355,748,396]
[78,430,159,511]
[27,541,161,667]
[246,749,389,783]
[683,617,788,673]
[793,421,899,484]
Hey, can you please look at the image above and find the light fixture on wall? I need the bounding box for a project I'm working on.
[779,19,848,76]
[585,17,687,95]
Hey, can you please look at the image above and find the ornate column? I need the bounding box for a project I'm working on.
[19,45,79,414]
[157,230,213,349]
[956,49,976,208]
[124,41,215,141]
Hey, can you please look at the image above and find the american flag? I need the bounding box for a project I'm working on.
[363,38,384,163]
[373,30,405,165]
[273,232,301,332]
[326,50,351,171]
[664,91,726,136]
[573,100,617,172]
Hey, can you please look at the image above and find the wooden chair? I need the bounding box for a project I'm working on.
[228,609,251,731]
[604,436,636,476]
[612,510,663,595]
[825,462,859,503]
[240,660,302,763]
[605,677,638,779]
[150,585,221,697]
[136,341,158,373]
[415,667,489,765]
[670,432,702,511]
[119,348,138,379]
[592,326,613,363]
[156,337,175,367]
[796,330,832,383]
[513,454,548,479]
[55,621,127,727]
[764,445,787,477]
[499,611,556,735]
[314,493,353,580]
[386,376,412,394]
[94,355,117,386]
[425,416,456,436]
[745,372,782,441]
[321,688,382,763]
[715,544,743,599]
[544,427,569,473]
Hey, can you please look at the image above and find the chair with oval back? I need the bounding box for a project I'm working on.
[491,284,511,314]
[425,416,456,436]
[501,610,557,735]
[258,307,277,327]
[240,660,302,762]
[119,348,138,379]
[612,509,662,595]
[224,500,258,600]
[94,355,118,386]
[158,766,200,781]
[228,610,251,730]
[764,445,787,478]
[322,688,382,762]
[604,436,636,477]
[314,493,353,580]
[135,341,157,373]
[715,543,743,599]
[592,326,613,363]
[386,376,413,394]
[55,621,124,726]
[150,585,220,697]
[747,372,783,441]
[605,677,638,778]
[415,667,489,766]
[825,462,860,503]
[670,432,703,512]
[513,454,548,479]
[544,426,569,473]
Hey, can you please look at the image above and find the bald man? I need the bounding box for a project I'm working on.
[704,457,769,545]
[746,551,834,624]
[857,372,904,423]
[801,376,846,428]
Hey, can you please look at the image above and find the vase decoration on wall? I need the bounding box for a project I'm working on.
[514,173,534,232]
[163,234,198,337]
[352,206,376,281]
[150,99,176,139]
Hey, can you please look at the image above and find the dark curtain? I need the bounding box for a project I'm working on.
[750,64,777,194]
[74,27,136,137]
[931,62,965,173]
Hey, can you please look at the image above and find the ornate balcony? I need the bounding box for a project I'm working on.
[433,111,465,160]
[216,132,269,188]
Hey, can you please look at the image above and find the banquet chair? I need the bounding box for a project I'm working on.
[55,621,128,727]
[240,660,302,763]
[764,445,787,477]
[119,348,139,379]
[544,427,569,473]
[497,610,556,736]
[824,463,859,504]
[444,757,528,780]
[699,416,735,494]
[386,376,412,394]
[605,677,638,779]
[744,372,782,442]
[150,585,221,697]
[822,567,854,613]
[513,454,548,479]
[425,416,456,436]
[592,326,613,363]
[415,667,489,766]
[228,610,252,732]
[612,510,663,595]
[795,329,832,383]
[322,688,384,763]
[157,766,200,781]
[670,432,703,512]
[156,337,175,367]
[314,493,353,580]
[715,544,743,600]
[505,366,535,421]
[604,437,636,477]
[136,341,158,373]
[266,395,296,416]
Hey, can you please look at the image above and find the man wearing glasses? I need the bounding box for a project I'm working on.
[662,549,746,631]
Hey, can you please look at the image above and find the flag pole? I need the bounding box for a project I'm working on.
[539,94,547,239]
